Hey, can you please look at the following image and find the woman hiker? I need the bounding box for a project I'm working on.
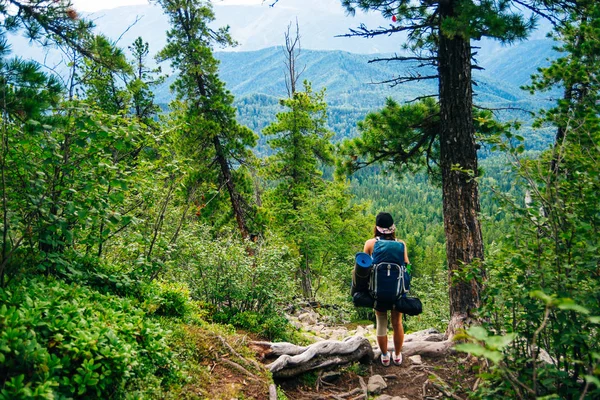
[363,212,410,366]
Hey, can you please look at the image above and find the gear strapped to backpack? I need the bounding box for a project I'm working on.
[369,238,411,309]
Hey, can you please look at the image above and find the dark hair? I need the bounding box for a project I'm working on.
[373,226,396,240]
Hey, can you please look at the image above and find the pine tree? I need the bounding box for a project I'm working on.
[127,37,163,124]
[339,0,571,334]
[155,0,256,240]
[263,81,335,299]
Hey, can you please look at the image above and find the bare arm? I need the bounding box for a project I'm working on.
[363,238,375,255]
[398,240,410,264]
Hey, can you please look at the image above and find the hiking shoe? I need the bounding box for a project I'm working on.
[392,351,403,366]
[380,352,391,367]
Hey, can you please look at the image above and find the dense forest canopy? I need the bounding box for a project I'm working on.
[0,0,598,399]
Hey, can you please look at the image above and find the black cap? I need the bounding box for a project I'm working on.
[376,212,394,228]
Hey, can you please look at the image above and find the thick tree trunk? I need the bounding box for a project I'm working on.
[438,2,485,336]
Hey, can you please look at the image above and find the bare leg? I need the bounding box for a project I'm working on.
[391,310,404,353]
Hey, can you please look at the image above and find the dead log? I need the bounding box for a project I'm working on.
[402,340,454,358]
[250,341,309,360]
[255,336,374,379]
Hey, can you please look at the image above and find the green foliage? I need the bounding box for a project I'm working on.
[155,0,257,239]
[455,326,517,365]
[337,97,440,177]
[474,4,600,397]
[262,79,370,300]
[228,311,291,342]
[0,277,178,399]
[1,100,163,279]
[342,0,536,47]
[164,225,297,322]
[143,281,192,318]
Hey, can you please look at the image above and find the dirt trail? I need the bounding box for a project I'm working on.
[278,352,477,399]
[274,309,478,399]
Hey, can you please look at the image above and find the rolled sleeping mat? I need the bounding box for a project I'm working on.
[351,252,373,295]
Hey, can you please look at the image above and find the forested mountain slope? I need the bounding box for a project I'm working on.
[154,45,558,149]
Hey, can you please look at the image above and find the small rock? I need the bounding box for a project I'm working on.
[409,355,422,365]
[331,328,348,340]
[288,318,302,329]
[375,395,408,400]
[367,375,387,394]
[298,312,318,325]
[355,326,367,336]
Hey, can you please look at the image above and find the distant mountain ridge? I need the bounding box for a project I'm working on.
[10,0,560,148]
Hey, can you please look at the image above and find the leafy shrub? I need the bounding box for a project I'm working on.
[229,311,291,341]
[165,226,297,319]
[0,277,179,399]
[143,280,191,317]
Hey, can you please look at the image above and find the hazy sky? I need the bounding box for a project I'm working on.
[72,0,264,12]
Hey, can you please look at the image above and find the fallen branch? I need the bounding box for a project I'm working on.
[220,358,260,381]
[402,340,454,358]
[429,371,465,400]
[333,388,363,398]
[269,384,277,400]
[217,334,263,371]
[432,383,465,400]
[358,376,367,398]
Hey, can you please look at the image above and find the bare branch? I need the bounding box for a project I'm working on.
[283,18,303,97]
[367,55,437,64]
[407,94,439,103]
[114,15,143,46]
[369,74,438,87]
[336,23,430,39]
[473,104,535,116]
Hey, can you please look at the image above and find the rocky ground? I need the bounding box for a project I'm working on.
[273,308,478,400]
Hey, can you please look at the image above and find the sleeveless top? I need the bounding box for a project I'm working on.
[371,238,405,266]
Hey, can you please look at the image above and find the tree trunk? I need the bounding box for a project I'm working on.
[438,2,485,336]
[192,67,250,241]
[213,135,250,240]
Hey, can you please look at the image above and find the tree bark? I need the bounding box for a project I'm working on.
[438,1,485,336]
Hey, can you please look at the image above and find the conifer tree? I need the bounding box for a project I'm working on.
[263,82,335,299]
[340,0,571,334]
[128,37,163,124]
[154,0,256,240]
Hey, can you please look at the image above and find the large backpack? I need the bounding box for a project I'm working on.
[369,238,410,305]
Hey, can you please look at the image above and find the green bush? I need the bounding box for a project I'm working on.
[143,281,191,317]
[165,226,297,318]
[0,277,179,399]
[229,310,291,341]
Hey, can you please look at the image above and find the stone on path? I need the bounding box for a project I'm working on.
[298,312,318,325]
[408,355,422,365]
[367,375,387,394]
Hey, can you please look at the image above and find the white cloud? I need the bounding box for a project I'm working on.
[72,0,264,12]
